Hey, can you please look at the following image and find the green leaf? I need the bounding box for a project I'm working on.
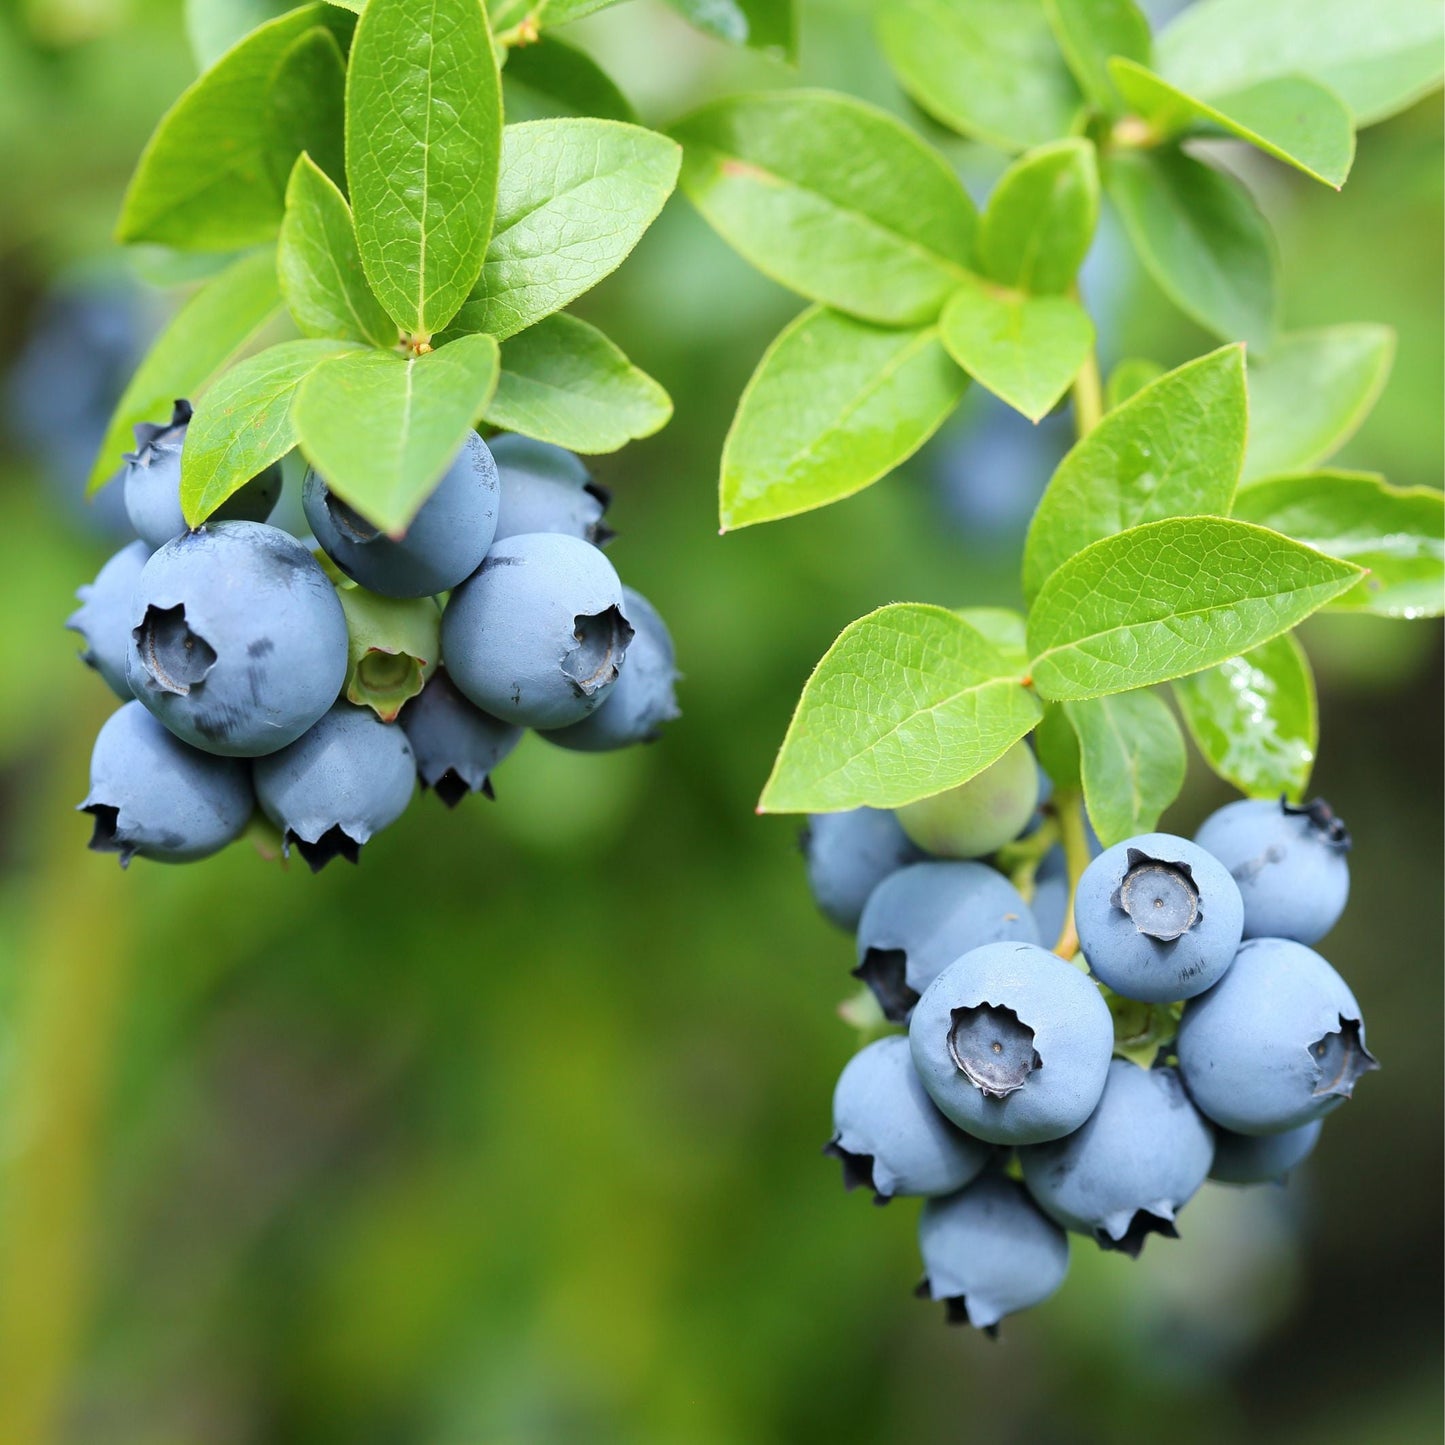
[263,26,347,197]
[1023,345,1247,598]
[501,35,635,123]
[186,0,295,69]
[665,0,797,61]
[720,307,968,531]
[448,119,680,341]
[482,312,672,453]
[180,339,362,526]
[1026,516,1364,700]
[118,6,351,249]
[491,0,627,27]
[877,0,1081,152]
[1231,471,1445,619]
[1173,635,1317,801]
[1064,690,1186,845]
[1104,357,1163,410]
[293,333,501,533]
[1240,325,1395,482]
[1043,0,1151,112]
[758,604,1043,813]
[955,607,1028,671]
[940,276,1093,424]
[88,250,283,494]
[672,91,975,326]
[1104,148,1278,352]
[1034,703,1081,788]
[1156,0,1444,128]
[1109,60,1354,189]
[977,138,1099,295]
[346,0,501,336]
[278,154,398,348]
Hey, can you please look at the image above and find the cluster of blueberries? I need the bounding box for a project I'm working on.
[804,746,1376,1334]
[68,403,679,870]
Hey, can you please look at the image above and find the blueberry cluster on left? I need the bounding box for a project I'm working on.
[69,407,679,871]
[806,756,1376,1335]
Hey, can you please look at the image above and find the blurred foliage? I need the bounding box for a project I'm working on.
[0,1,1439,1441]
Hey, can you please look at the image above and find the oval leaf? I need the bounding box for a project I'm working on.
[501,35,636,123]
[721,307,968,531]
[759,604,1043,813]
[1043,0,1151,112]
[1026,516,1364,700]
[263,25,347,195]
[673,90,975,326]
[665,0,797,60]
[977,138,1099,295]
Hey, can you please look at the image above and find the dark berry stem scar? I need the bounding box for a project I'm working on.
[135,604,217,695]
[1309,1015,1380,1098]
[1114,849,1200,941]
[947,1003,1041,1098]
[851,949,919,1024]
[562,607,634,697]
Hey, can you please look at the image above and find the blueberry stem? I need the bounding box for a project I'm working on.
[1071,344,1103,439]
[1051,788,1092,960]
[996,817,1060,904]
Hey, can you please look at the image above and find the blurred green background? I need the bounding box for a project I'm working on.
[0,2,1440,1441]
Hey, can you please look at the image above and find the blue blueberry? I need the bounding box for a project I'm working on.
[1210,1120,1324,1185]
[304,431,500,598]
[826,1036,992,1203]
[1074,832,1245,1003]
[79,701,253,865]
[125,521,348,757]
[909,941,1114,1145]
[440,532,633,730]
[545,587,679,751]
[917,1172,1070,1332]
[124,401,280,549]
[799,808,924,933]
[1177,937,1378,1135]
[1019,1060,1215,1257]
[67,539,150,698]
[253,702,415,871]
[855,861,1039,1023]
[489,434,612,545]
[400,670,524,805]
[1194,796,1350,945]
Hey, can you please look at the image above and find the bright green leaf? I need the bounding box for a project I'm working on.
[346,0,501,336]
[293,333,501,533]
[1174,635,1317,801]
[955,607,1028,671]
[180,338,362,526]
[720,307,968,531]
[940,275,1094,423]
[1043,0,1151,112]
[491,0,627,27]
[1027,516,1364,700]
[665,0,797,60]
[278,154,397,348]
[673,91,975,326]
[501,35,635,123]
[1064,689,1186,845]
[1241,325,1395,481]
[118,6,351,249]
[758,604,1043,813]
[88,250,283,493]
[186,0,295,69]
[1104,357,1164,410]
[263,26,347,196]
[1231,471,1445,618]
[978,138,1099,295]
[1156,0,1444,127]
[1034,703,1081,788]
[878,0,1081,152]
[448,119,680,341]
[1023,345,1246,598]
[1110,60,1354,189]
[483,312,672,454]
[1104,147,1278,352]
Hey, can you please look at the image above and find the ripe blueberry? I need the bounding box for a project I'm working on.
[799,808,924,933]
[68,539,150,699]
[489,434,612,545]
[400,670,524,806]
[896,741,1040,859]
[1210,1120,1324,1185]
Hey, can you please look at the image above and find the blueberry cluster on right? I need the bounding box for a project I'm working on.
[808,786,1376,1335]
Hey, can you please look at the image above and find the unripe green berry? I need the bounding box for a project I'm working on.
[897,741,1039,859]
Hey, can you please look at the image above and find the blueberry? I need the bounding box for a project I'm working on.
[897,741,1040,859]
[123,401,280,549]
[1176,937,1378,1135]
[440,532,633,730]
[489,434,612,545]
[1030,848,1071,947]
[917,1172,1070,1332]
[125,521,348,757]
[400,670,524,805]
[253,702,415,871]
[304,431,500,598]
[79,701,253,865]
[1210,1120,1324,1185]
[1194,796,1351,945]
[909,941,1114,1145]
[854,861,1039,1023]
[545,587,680,751]
[826,1036,992,1203]
[67,539,150,698]
[1073,832,1244,1003]
[1019,1060,1215,1257]
[800,808,924,933]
